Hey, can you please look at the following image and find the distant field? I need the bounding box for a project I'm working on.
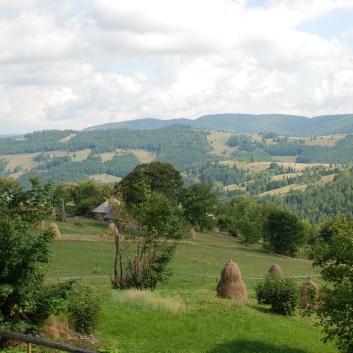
[271,172,301,180]
[99,151,117,162]
[3,148,92,176]
[3,152,39,173]
[58,133,76,143]
[244,161,324,172]
[207,131,235,158]
[90,173,121,183]
[269,134,345,148]
[259,184,308,196]
[304,134,345,147]
[129,149,156,163]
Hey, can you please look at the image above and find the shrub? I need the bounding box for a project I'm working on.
[67,285,101,335]
[255,274,299,315]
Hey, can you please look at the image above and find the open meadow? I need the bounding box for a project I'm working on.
[45,218,338,353]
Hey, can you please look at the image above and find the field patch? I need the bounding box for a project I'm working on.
[259,184,308,196]
[90,173,121,183]
[59,133,76,143]
[207,131,236,157]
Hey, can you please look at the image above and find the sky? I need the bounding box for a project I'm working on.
[1,0,353,135]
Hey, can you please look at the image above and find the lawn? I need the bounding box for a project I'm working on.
[45,220,337,353]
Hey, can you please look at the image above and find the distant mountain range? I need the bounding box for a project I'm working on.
[84,113,353,136]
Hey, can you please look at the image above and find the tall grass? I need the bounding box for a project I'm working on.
[111,289,187,315]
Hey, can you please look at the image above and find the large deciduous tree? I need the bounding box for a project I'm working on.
[262,206,308,257]
[307,216,353,353]
[217,196,263,246]
[115,161,184,206]
[180,182,219,232]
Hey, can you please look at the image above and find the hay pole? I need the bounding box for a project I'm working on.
[0,330,98,353]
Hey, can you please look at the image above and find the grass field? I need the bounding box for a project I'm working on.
[44,218,338,353]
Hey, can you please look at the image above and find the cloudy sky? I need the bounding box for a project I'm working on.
[1,0,353,134]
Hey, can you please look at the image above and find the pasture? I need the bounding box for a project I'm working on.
[45,218,337,353]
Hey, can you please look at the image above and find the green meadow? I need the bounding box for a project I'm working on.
[44,218,338,353]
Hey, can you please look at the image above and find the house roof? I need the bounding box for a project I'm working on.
[92,198,118,215]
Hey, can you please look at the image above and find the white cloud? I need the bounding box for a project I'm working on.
[0,0,353,134]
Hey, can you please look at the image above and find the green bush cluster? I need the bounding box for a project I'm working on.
[255,274,299,315]
[67,284,101,335]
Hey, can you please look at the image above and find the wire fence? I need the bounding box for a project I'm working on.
[47,273,323,287]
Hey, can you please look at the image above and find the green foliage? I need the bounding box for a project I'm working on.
[197,161,249,186]
[180,182,219,232]
[112,175,187,290]
[255,274,299,315]
[307,216,353,353]
[217,196,263,246]
[262,206,309,256]
[67,284,101,335]
[0,158,8,173]
[227,134,251,147]
[262,166,353,223]
[116,161,184,206]
[32,280,76,324]
[0,178,55,334]
[104,153,140,177]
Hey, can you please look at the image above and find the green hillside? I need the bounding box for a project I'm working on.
[43,221,337,353]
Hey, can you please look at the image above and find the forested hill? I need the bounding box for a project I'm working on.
[261,167,353,224]
[85,113,353,136]
[0,125,215,185]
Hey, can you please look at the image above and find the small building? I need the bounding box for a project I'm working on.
[92,198,118,224]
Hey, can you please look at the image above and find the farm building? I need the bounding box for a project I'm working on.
[92,198,118,224]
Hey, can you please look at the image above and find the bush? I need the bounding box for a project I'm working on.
[255,274,299,315]
[67,285,101,335]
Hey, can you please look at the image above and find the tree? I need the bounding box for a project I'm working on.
[53,182,76,221]
[115,161,184,206]
[180,182,219,232]
[111,185,187,290]
[307,216,353,353]
[0,178,55,335]
[73,179,106,216]
[217,196,263,246]
[263,207,308,256]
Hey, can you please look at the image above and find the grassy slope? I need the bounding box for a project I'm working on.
[47,219,336,353]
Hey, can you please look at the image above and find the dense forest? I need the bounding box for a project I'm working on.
[260,167,353,224]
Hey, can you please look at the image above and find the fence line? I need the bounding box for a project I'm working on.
[47,275,112,283]
[47,273,322,284]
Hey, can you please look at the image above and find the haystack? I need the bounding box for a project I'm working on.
[268,264,283,275]
[300,279,318,309]
[189,228,196,239]
[50,222,61,239]
[109,222,119,235]
[108,223,124,239]
[216,259,248,301]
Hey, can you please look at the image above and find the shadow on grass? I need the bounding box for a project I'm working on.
[207,339,307,353]
[247,303,272,314]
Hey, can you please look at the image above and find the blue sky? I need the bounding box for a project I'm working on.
[0,0,353,134]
